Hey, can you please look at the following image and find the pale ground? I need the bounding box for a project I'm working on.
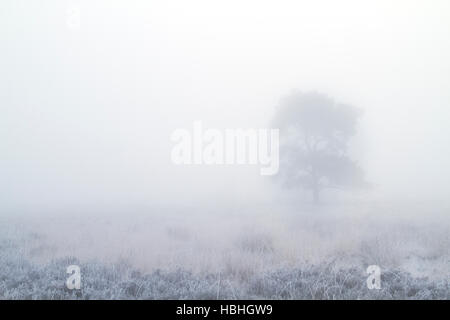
[2,200,449,283]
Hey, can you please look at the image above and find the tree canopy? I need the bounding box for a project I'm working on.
[273,90,367,203]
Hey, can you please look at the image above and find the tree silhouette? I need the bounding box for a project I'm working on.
[273,90,367,204]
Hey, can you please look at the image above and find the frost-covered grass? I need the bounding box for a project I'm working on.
[0,202,449,299]
[0,252,448,300]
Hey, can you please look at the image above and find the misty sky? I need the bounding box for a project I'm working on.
[1,0,450,213]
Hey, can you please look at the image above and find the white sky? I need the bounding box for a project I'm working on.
[1,0,450,212]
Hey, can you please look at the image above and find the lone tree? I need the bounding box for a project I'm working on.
[273,90,367,204]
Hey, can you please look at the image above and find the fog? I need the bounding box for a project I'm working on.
[1,0,449,299]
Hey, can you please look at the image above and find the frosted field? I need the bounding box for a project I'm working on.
[1,201,448,299]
